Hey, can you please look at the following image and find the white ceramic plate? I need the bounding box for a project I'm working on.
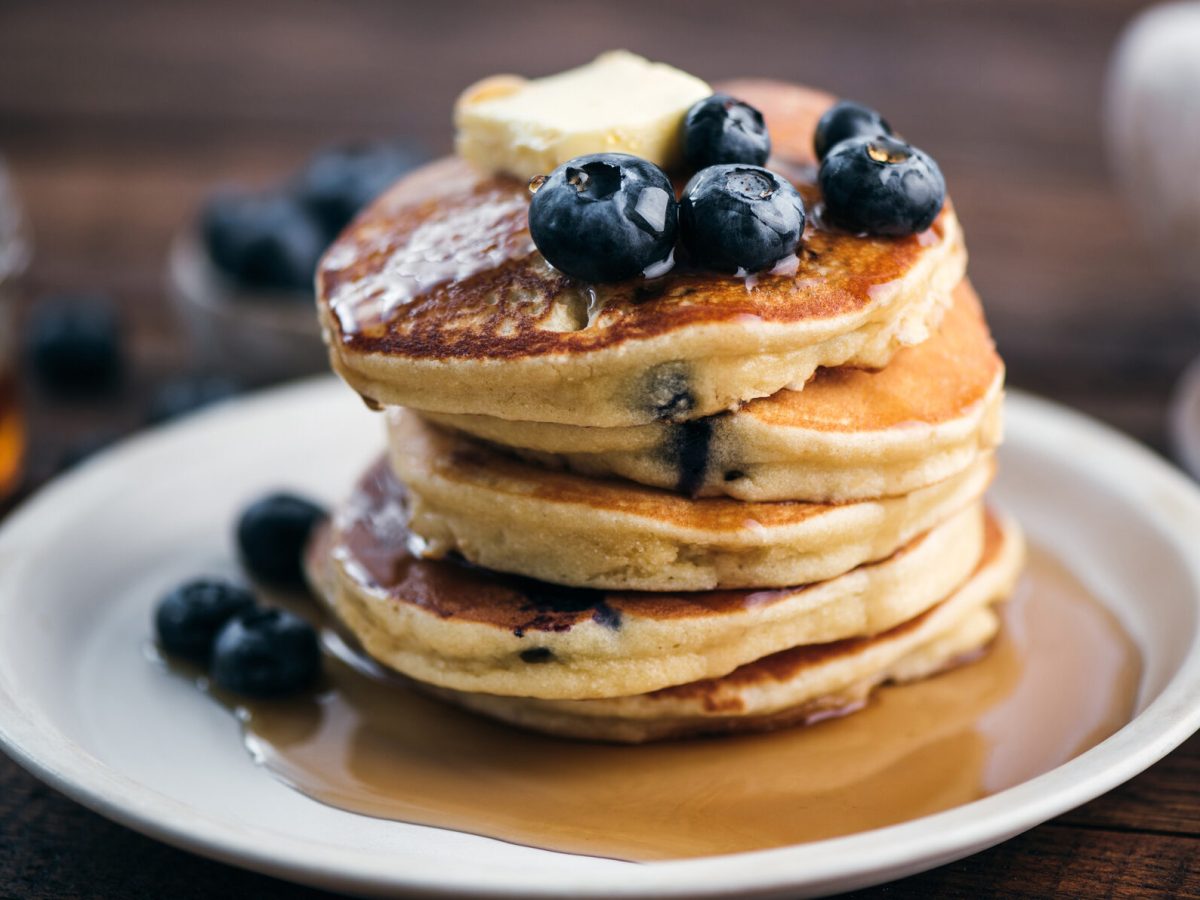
[1,379,1199,899]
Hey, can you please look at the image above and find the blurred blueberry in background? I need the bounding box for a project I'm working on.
[201,141,423,294]
[26,294,123,394]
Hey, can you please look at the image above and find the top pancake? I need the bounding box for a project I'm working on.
[317,80,967,427]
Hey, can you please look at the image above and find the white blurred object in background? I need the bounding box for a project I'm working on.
[1105,1,1200,476]
[0,160,30,287]
[1107,1,1200,287]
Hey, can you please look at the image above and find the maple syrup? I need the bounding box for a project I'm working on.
[162,542,1140,861]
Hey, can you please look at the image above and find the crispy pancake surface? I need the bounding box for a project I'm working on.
[316,81,966,426]
[306,458,988,700]
[421,513,1025,742]
[425,280,1003,501]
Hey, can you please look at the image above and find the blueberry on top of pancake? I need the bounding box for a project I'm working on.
[316,81,966,427]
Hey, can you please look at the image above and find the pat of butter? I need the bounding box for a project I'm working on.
[455,51,711,180]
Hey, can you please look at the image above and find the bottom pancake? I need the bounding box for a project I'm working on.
[419,512,1024,743]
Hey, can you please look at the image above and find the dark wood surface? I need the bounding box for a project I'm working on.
[1,1,1198,897]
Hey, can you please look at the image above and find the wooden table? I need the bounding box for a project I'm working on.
[1,1,1198,896]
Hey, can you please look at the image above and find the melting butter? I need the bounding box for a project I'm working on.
[455,51,711,181]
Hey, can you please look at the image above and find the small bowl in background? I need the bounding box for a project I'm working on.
[167,228,328,387]
[168,140,425,387]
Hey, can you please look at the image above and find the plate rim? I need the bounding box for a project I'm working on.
[1,379,1199,899]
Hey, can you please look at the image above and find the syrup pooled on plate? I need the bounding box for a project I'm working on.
[163,542,1141,862]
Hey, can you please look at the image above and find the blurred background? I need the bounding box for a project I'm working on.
[3,2,1200,897]
[1,0,1199,504]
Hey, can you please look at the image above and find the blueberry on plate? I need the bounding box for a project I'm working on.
[813,100,893,161]
[154,578,257,662]
[201,190,326,292]
[528,153,678,283]
[679,164,806,274]
[237,492,328,588]
[682,94,771,169]
[211,608,320,697]
[818,135,945,236]
[26,293,123,393]
[293,142,420,237]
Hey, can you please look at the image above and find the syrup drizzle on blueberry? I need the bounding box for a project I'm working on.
[524,94,944,286]
[819,134,945,236]
[527,153,678,283]
[679,165,806,274]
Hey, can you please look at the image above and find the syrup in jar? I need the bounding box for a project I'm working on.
[0,159,29,498]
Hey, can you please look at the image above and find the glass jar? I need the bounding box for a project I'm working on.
[0,158,29,496]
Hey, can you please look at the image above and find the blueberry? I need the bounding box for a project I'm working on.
[201,190,325,292]
[155,578,257,663]
[818,135,945,236]
[26,294,122,392]
[683,94,771,170]
[528,153,678,283]
[814,100,893,161]
[211,608,320,697]
[148,375,241,425]
[293,142,420,237]
[679,165,806,273]
[237,493,327,588]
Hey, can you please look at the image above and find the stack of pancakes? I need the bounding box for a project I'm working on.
[308,80,1025,743]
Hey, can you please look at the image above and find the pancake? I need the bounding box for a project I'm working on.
[423,279,1004,502]
[387,409,993,591]
[423,512,1024,742]
[305,458,987,700]
[316,80,967,427]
